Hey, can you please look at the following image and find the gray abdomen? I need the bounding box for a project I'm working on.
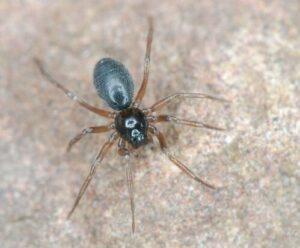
[93,58,134,110]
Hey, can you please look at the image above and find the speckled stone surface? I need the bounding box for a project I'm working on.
[0,1,299,247]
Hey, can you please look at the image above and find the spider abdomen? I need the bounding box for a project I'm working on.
[115,108,148,148]
[93,58,134,110]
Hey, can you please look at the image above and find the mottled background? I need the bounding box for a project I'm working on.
[0,0,299,247]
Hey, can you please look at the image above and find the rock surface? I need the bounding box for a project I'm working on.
[0,1,299,247]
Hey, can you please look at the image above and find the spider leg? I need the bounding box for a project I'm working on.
[67,123,115,152]
[118,141,135,233]
[67,132,118,218]
[147,133,154,145]
[149,93,228,112]
[117,138,128,156]
[133,17,154,107]
[150,125,215,189]
[125,155,135,234]
[152,115,225,131]
[34,58,114,118]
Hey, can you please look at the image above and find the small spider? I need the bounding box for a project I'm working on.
[35,18,226,233]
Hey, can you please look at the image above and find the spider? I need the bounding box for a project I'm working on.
[35,18,226,233]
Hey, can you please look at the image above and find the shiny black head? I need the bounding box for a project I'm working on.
[115,108,148,148]
[93,58,134,110]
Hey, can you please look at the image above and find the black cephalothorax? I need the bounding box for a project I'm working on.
[115,107,148,148]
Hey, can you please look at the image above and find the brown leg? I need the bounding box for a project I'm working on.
[125,155,135,234]
[133,17,154,107]
[150,126,215,189]
[118,142,135,233]
[150,93,228,112]
[34,58,114,118]
[67,124,115,152]
[153,115,225,131]
[67,132,118,218]
[147,133,154,145]
[117,138,128,156]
